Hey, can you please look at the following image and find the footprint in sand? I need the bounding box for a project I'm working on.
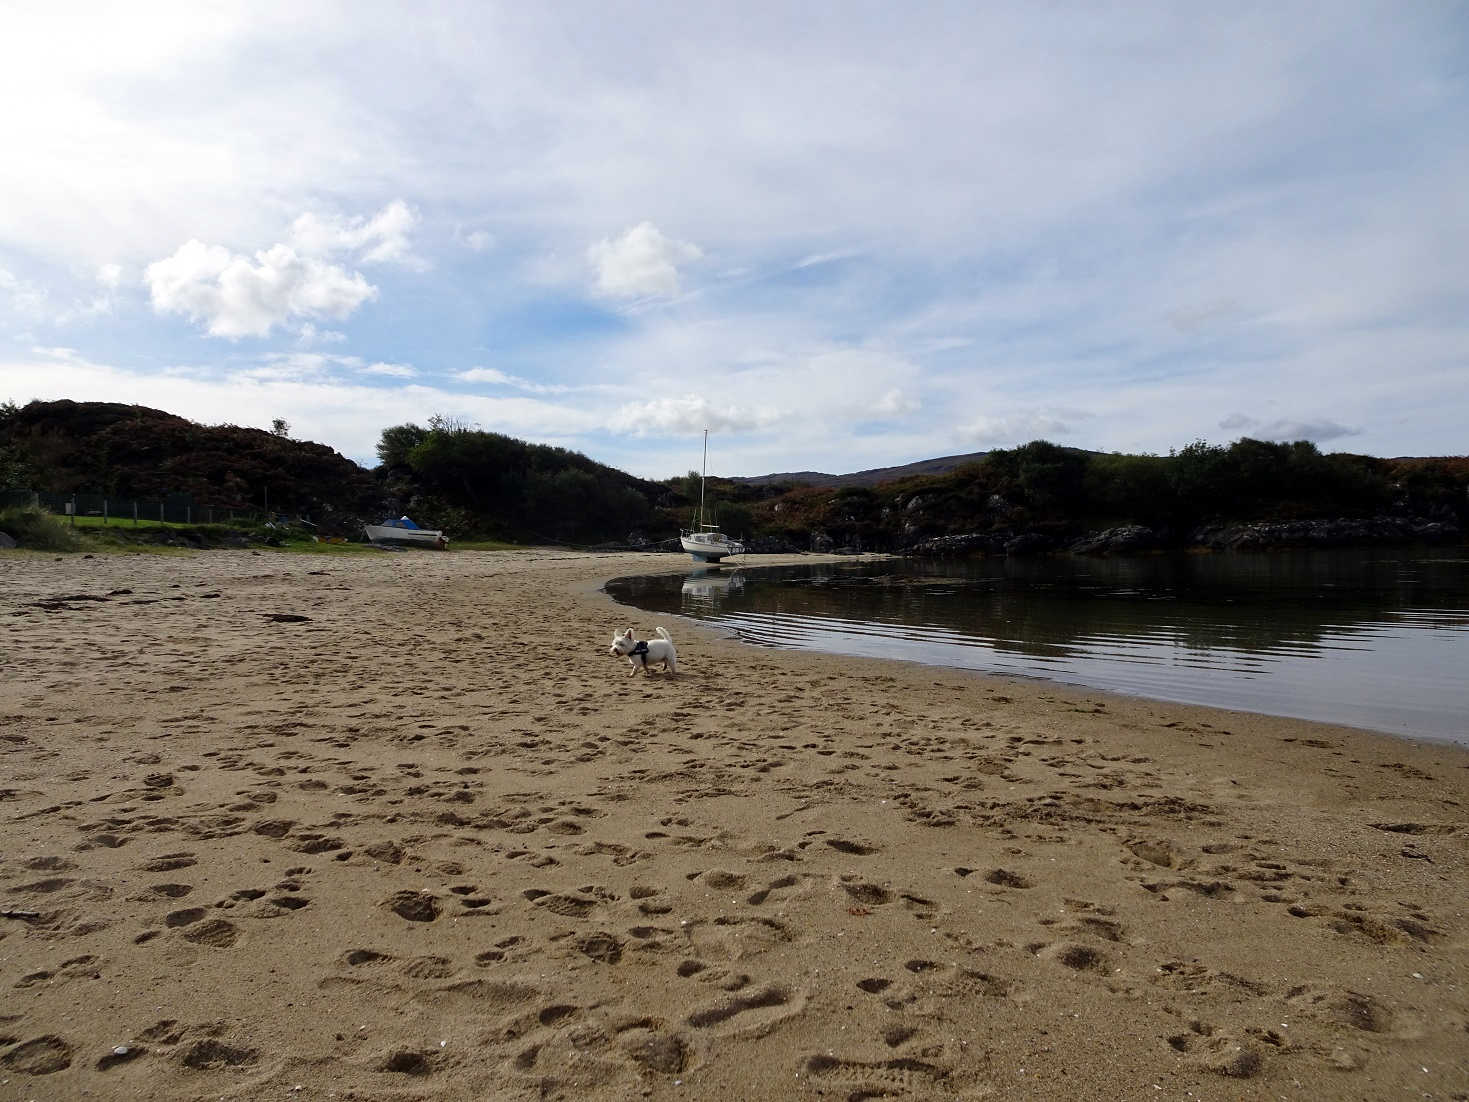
[181,918,240,948]
[686,984,804,1034]
[385,891,441,922]
[802,1052,949,1094]
[1,1035,75,1075]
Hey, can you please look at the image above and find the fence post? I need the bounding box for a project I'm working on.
[133,501,138,526]
[70,494,76,526]
[159,502,164,523]
[103,498,108,525]
[186,505,191,525]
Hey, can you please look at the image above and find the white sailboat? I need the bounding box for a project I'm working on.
[680,430,744,563]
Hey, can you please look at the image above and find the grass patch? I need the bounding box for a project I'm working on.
[449,539,522,551]
[0,505,82,551]
[66,514,247,531]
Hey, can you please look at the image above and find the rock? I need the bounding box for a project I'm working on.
[1004,532,1050,556]
[1069,525,1157,555]
[0,530,16,549]
[1328,1047,1362,1071]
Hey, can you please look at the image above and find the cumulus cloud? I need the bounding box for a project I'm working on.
[145,240,378,339]
[606,395,777,436]
[143,201,419,339]
[289,201,420,266]
[588,222,702,299]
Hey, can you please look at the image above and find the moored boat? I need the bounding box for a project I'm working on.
[364,516,448,548]
[680,430,743,563]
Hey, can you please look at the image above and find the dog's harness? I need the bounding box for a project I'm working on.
[630,640,650,666]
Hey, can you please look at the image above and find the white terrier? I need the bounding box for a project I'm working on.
[609,627,678,676]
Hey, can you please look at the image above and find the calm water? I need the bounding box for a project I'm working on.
[605,549,1469,744]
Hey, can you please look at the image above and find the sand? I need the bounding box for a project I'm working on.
[0,547,1465,1102]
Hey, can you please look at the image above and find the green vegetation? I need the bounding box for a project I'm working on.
[375,416,664,543]
[736,439,1466,551]
[2,399,1464,554]
[0,505,81,551]
[0,399,378,533]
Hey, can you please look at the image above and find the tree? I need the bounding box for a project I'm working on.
[270,417,291,438]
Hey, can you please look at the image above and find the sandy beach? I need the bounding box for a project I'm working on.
[1,548,1465,1101]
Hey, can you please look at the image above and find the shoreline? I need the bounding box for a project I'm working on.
[2,548,1466,1099]
[599,552,1467,750]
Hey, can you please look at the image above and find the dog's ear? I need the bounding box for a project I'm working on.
[623,628,634,638]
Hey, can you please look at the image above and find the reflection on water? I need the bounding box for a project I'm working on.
[606,550,1469,744]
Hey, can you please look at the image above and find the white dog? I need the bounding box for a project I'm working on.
[609,627,678,676]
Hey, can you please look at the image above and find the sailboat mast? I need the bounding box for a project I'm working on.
[699,428,708,528]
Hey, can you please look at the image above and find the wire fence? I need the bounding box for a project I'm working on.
[1,488,269,527]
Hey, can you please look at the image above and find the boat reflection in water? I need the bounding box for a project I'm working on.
[680,567,746,607]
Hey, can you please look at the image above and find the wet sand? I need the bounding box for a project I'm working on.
[1,548,1466,1101]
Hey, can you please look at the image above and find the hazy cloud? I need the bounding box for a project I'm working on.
[959,411,1075,447]
[1254,419,1361,444]
[363,361,416,378]
[1216,412,1361,443]
[872,388,920,416]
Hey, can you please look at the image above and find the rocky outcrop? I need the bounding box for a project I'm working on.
[1190,515,1459,551]
[1068,525,1159,555]
[904,514,1460,558]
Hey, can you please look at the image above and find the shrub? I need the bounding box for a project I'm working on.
[0,505,82,551]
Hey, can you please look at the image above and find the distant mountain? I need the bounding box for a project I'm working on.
[732,451,991,489]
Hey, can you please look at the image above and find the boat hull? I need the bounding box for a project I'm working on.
[681,531,743,563]
[364,524,447,548]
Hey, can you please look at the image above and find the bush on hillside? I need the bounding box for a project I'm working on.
[0,505,81,551]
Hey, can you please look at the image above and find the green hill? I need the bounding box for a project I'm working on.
[0,399,381,530]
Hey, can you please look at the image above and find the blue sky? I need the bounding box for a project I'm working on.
[1,2,1465,478]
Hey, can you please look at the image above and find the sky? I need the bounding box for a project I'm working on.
[1,2,1465,479]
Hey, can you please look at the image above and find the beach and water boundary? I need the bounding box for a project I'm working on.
[1,548,1465,1099]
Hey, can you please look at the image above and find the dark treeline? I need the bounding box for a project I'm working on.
[703,439,1468,552]
[376,416,668,542]
[2,400,1464,550]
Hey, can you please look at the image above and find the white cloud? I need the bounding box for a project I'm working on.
[872,388,919,417]
[457,366,518,386]
[0,268,49,319]
[455,366,618,396]
[145,240,378,339]
[588,222,702,299]
[296,322,347,346]
[289,201,420,267]
[95,263,123,288]
[606,395,778,436]
[363,361,415,378]
[958,411,1076,447]
[457,227,494,252]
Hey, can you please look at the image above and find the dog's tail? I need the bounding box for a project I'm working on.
[654,627,673,644]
